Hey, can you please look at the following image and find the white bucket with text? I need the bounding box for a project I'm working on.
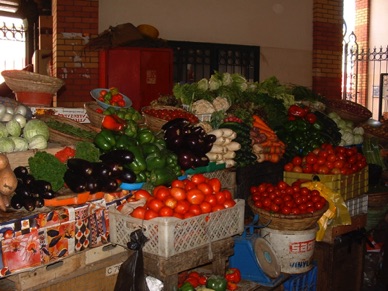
[260,225,318,274]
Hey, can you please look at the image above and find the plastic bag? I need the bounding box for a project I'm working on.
[114,229,150,291]
[302,181,351,241]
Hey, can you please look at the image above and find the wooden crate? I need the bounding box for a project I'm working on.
[314,232,365,291]
[0,244,127,291]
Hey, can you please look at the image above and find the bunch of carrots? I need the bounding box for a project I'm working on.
[251,115,286,163]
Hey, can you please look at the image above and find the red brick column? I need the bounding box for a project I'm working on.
[312,0,344,99]
[354,0,370,105]
[52,0,99,107]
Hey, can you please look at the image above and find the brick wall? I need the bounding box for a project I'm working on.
[312,0,344,99]
[52,0,99,108]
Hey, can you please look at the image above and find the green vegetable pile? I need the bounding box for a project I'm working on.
[28,151,67,192]
[45,120,97,140]
[75,141,101,162]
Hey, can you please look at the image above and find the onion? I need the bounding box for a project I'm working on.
[12,114,27,128]
[5,106,14,115]
[14,105,28,117]
[1,113,13,122]
[0,104,5,120]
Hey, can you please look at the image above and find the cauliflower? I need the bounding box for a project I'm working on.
[212,96,230,111]
[191,99,215,114]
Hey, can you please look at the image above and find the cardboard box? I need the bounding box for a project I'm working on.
[30,107,90,123]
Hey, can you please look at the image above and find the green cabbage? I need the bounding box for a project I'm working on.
[6,119,22,137]
[23,119,49,142]
[10,137,29,152]
[28,134,48,150]
[0,123,8,138]
[0,137,15,153]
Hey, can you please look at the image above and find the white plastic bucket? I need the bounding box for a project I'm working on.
[260,226,318,274]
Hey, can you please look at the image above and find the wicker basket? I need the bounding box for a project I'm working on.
[324,99,372,124]
[247,196,329,231]
[1,70,65,94]
[36,114,100,146]
[141,105,188,132]
[84,101,104,128]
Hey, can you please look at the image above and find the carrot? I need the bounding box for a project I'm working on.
[253,115,274,133]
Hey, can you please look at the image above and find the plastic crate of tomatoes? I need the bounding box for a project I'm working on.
[108,199,245,258]
[284,166,368,201]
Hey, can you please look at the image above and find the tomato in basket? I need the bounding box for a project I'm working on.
[143,107,199,123]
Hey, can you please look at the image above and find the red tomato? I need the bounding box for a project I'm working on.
[154,186,170,201]
[184,180,197,191]
[281,206,292,215]
[131,206,146,219]
[173,212,184,219]
[134,189,151,201]
[184,277,199,288]
[170,187,187,201]
[190,173,207,184]
[171,179,185,188]
[292,166,303,173]
[189,204,202,216]
[207,178,221,193]
[200,201,212,213]
[147,198,164,213]
[197,183,213,195]
[222,189,233,200]
[212,204,225,212]
[99,89,108,97]
[284,162,294,172]
[277,181,288,190]
[175,200,191,214]
[164,196,178,209]
[186,189,205,205]
[159,206,174,217]
[205,194,218,207]
[144,209,159,220]
[215,192,226,205]
[305,154,318,165]
[292,156,303,166]
[224,199,236,208]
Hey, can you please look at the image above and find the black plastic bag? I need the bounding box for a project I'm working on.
[114,229,150,291]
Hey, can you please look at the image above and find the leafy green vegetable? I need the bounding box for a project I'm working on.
[75,141,101,162]
[23,119,49,142]
[28,151,67,192]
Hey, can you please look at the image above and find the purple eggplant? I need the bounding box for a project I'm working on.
[178,150,196,170]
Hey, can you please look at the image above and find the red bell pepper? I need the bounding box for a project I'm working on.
[225,268,241,283]
[102,114,126,131]
[288,104,308,118]
[227,281,238,291]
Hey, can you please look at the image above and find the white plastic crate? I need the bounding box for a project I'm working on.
[108,199,245,257]
[345,194,368,217]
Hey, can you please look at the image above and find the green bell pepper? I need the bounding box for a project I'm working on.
[136,128,155,144]
[142,143,161,156]
[206,275,227,291]
[94,129,117,151]
[124,119,138,138]
[115,134,138,150]
[179,282,195,291]
[149,167,176,186]
[146,152,166,171]
[125,144,146,173]
[134,171,147,183]
[153,137,167,149]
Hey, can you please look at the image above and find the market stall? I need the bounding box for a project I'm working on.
[0,70,386,291]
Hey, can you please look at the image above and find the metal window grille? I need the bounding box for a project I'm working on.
[168,41,260,84]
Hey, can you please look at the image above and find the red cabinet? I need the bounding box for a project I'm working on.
[99,47,173,111]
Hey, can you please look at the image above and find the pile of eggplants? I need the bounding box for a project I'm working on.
[162,118,216,170]
[64,149,137,193]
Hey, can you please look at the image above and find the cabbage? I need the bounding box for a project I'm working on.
[23,119,49,142]
[6,119,22,137]
[0,137,15,153]
[10,137,28,152]
[0,123,8,138]
[28,134,48,150]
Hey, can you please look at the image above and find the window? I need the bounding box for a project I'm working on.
[168,41,260,84]
[0,16,26,83]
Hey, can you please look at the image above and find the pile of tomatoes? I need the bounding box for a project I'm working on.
[127,173,236,220]
[143,107,199,124]
[284,143,367,175]
[250,180,327,215]
[98,87,126,107]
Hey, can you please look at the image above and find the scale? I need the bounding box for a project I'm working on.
[229,216,284,287]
